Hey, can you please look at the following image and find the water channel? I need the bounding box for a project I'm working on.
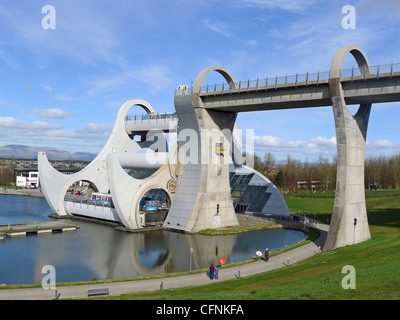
[0,194,307,285]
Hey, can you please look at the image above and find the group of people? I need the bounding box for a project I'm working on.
[369,183,382,191]
[208,248,270,280]
[208,263,219,280]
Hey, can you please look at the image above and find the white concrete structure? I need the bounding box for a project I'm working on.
[38,99,179,230]
[39,96,289,232]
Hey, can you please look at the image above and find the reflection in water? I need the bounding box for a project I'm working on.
[0,195,306,285]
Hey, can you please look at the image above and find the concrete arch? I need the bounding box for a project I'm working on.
[329,44,371,79]
[136,186,172,226]
[192,66,238,111]
[107,152,177,230]
[325,45,372,251]
[329,44,372,130]
[193,65,238,94]
[66,179,99,195]
[38,99,155,218]
[137,186,172,207]
[132,101,156,115]
[191,66,242,166]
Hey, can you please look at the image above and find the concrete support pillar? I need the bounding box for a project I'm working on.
[324,45,372,251]
[165,66,239,232]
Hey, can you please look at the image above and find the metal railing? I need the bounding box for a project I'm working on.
[64,197,115,210]
[125,112,178,122]
[174,62,400,96]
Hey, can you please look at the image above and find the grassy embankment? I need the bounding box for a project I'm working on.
[109,190,400,300]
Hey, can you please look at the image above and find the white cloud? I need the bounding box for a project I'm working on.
[0,117,61,130]
[79,123,113,134]
[87,64,175,95]
[366,140,398,150]
[202,19,232,37]
[40,85,53,93]
[254,135,337,155]
[0,117,113,154]
[31,108,75,119]
[133,64,176,92]
[253,134,399,159]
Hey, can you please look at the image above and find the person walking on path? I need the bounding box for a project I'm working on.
[209,263,215,280]
[264,248,269,262]
[215,266,219,279]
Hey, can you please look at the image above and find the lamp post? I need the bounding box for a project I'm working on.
[189,244,193,274]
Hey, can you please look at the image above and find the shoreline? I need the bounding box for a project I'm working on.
[0,190,321,293]
[0,224,327,298]
[0,225,323,292]
[0,187,45,199]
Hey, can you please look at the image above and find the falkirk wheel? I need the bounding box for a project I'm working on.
[40,43,395,251]
[38,71,291,233]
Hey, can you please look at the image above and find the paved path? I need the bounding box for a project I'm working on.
[0,223,328,300]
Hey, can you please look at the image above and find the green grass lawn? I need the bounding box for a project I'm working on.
[110,190,400,300]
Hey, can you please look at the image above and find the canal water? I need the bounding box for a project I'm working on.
[0,194,307,285]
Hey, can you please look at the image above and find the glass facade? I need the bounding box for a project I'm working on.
[229,166,285,215]
[229,171,270,213]
[127,168,157,179]
[142,189,168,203]
[128,165,288,216]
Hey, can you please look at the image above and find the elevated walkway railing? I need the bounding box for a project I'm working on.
[125,112,177,122]
[174,62,400,96]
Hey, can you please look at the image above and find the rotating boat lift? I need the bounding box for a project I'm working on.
[39,44,386,251]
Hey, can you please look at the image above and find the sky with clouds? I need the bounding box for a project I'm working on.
[0,0,399,162]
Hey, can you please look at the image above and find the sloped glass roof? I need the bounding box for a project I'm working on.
[228,165,287,215]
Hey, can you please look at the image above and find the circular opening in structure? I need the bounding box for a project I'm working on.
[63,181,118,222]
[138,188,171,228]
[124,104,154,142]
[198,69,237,93]
[125,104,153,121]
[63,180,106,215]
[64,180,99,202]
[341,53,371,117]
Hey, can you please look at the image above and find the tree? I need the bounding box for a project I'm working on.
[263,152,276,178]
[0,167,14,186]
[247,151,399,192]
[252,154,263,173]
[275,170,284,188]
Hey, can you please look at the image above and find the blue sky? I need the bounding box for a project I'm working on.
[0,0,399,162]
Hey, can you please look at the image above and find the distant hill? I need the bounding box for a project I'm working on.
[0,145,97,161]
